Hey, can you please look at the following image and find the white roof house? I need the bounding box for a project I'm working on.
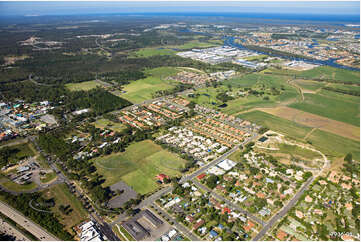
[217,159,237,171]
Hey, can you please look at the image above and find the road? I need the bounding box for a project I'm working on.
[253,176,315,240]
[0,201,59,241]
[193,180,265,226]
[152,203,201,241]
[0,217,30,241]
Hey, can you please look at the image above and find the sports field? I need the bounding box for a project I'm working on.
[258,106,359,141]
[93,140,187,194]
[120,67,180,103]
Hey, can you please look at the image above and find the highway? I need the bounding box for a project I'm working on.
[0,201,59,241]
[253,176,315,240]
[0,216,30,241]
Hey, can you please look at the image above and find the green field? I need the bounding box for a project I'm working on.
[93,118,126,132]
[40,172,57,183]
[238,110,312,140]
[239,110,360,161]
[0,180,37,192]
[166,40,218,50]
[65,80,103,91]
[43,183,88,233]
[184,73,299,115]
[243,54,269,61]
[294,80,325,91]
[299,66,360,84]
[277,143,322,160]
[119,67,180,103]
[289,93,360,126]
[132,48,176,57]
[93,140,187,194]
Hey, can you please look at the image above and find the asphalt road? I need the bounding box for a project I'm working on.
[0,201,59,241]
[0,217,30,241]
[253,176,315,240]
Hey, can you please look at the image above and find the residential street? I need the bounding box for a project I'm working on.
[253,176,315,240]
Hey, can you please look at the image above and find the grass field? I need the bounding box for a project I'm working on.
[0,180,37,192]
[294,79,325,91]
[93,118,126,132]
[43,183,88,233]
[258,106,359,141]
[132,48,176,57]
[305,129,360,161]
[93,140,187,194]
[289,93,360,126]
[277,143,322,160]
[40,172,57,183]
[120,67,180,103]
[238,111,312,140]
[166,40,218,50]
[239,110,360,161]
[243,54,269,61]
[65,80,104,91]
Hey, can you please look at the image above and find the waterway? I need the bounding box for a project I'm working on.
[223,36,359,71]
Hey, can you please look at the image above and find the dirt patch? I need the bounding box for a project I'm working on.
[258,106,360,141]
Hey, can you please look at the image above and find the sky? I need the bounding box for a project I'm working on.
[0,1,359,17]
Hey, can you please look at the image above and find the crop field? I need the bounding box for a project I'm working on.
[289,93,360,126]
[258,106,359,141]
[43,183,88,233]
[93,118,126,132]
[119,67,180,103]
[93,140,187,194]
[65,80,103,91]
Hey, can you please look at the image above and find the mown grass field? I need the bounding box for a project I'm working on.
[40,172,57,183]
[289,93,360,126]
[93,118,126,132]
[43,183,88,234]
[0,180,37,192]
[93,140,187,194]
[65,80,103,91]
[120,67,180,103]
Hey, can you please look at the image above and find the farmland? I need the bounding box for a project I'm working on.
[93,140,187,194]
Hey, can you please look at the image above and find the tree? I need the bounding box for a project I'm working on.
[206,175,219,189]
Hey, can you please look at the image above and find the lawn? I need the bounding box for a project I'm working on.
[40,172,57,183]
[43,183,88,233]
[238,110,312,140]
[93,118,126,132]
[119,67,180,103]
[289,93,360,126]
[65,80,103,91]
[93,140,187,194]
[0,180,37,192]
